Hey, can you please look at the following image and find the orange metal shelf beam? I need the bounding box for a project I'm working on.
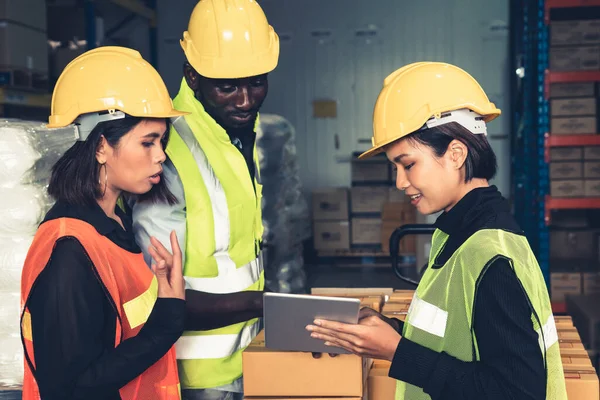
[545,196,600,224]
[544,133,600,162]
[545,70,600,99]
[545,0,600,24]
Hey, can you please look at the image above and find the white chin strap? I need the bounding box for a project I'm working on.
[419,108,487,136]
[74,110,127,141]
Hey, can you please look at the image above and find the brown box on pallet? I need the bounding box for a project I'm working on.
[584,162,600,178]
[551,117,597,134]
[551,273,582,303]
[562,352,594,369]
[551,20,600,46]
[585,146,600,160]
[585,180,600,196]
[550,82,596,98]
[550,162,583,179]
[550,46,600,71]
[368,365,396,400]
[560,340,586,351]
[0,22,48,73]
[550,147,584,161]
[559,330,583,342]
[312,188,349,221]
[313,221,350,251]
[550,230,598,260]
[583,272,600,295]
[351,160,390,183]
[351,186,390,213]
[551,180,585,197]
[555,315,574,327]
[551,97,597,117]
[381,202,417,254]
[242,331,371,397]
[564,365,600,400]
[352,217,382,245]
[388,291,415,303]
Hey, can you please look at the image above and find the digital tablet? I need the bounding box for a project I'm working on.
[263,292,360,354]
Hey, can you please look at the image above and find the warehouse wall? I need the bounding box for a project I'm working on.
[156,0,510,196]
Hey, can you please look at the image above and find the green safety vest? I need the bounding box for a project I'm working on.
[397,229,567,399]
[167,79,265,390]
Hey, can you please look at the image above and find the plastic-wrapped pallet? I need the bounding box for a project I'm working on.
[257,114,310,293]
[0,119,76,391]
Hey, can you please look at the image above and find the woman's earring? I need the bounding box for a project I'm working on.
[99,163,108,197]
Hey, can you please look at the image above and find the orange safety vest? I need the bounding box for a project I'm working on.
[20,217,181,399]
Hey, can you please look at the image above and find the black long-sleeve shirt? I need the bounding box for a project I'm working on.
[389,186,547,399]
[26,201,186,400]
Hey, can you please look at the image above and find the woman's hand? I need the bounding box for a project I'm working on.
[358,307,401,332]
[148,231,185,300]
[306,314,401,361]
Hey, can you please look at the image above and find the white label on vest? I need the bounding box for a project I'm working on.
[175,320,260,359]
[537,315,559,351]
[407,293,448,338]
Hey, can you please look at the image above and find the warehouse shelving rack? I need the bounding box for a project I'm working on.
[512,0,600,314]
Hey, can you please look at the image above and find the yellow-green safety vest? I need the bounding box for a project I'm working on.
[167,79,265,390]
[397,229,567,399]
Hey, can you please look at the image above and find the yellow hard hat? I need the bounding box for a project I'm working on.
[360,62,501,159]
[181,0,279,79]
[48,46,188,134]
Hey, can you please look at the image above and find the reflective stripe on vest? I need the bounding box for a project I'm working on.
[176,322,260,360]
[396,229,567,400]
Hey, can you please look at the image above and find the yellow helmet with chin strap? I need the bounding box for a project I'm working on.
[360,62,501,159]
[180,0,280,79]
[47,46,188,141]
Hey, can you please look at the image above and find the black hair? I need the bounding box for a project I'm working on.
[407,122,497,182]
[48,114,176,206]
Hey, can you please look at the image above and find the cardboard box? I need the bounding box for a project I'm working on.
[242,331,370,397]
[0,21,48,72]
[556,315,574,328]
[351,217,382,245]
[551,180,585,197]
[585,146,600,160]
[550,230,598,260]
[380,202,418,254]
[312,188,349,221]
[551,98,597,117]
[584,273,600,295]
[560,339,586,351]
[585,180,600,196]
[551,117,597,134]
[550,82,596,98]
[550,147,584,161]
[559,330,583,342]
[564,368,599,400]
[551,20,600,46]
[313,221,350,250]
[244,398,361,400]
[0,0,47,31]
[351,160,390,183]
[368,366,396,400]
[566,294,600,351]
[562,353,594,369]
[351,186,389,213]
[551,273,582,303]
[388,291,415,302]
[550,162,583,179]
[382,222,416,255]
[550,46,600,71]
[584,162,600,178]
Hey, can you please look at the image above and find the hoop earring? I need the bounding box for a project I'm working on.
[99,163,108,197]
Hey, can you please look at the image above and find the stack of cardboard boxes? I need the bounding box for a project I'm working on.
[311,155,417,256]
[242,288,599,399]
[548,16,600,198]
[0,0,48,90]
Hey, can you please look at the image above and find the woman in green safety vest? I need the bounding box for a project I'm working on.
[307,62,568,400]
